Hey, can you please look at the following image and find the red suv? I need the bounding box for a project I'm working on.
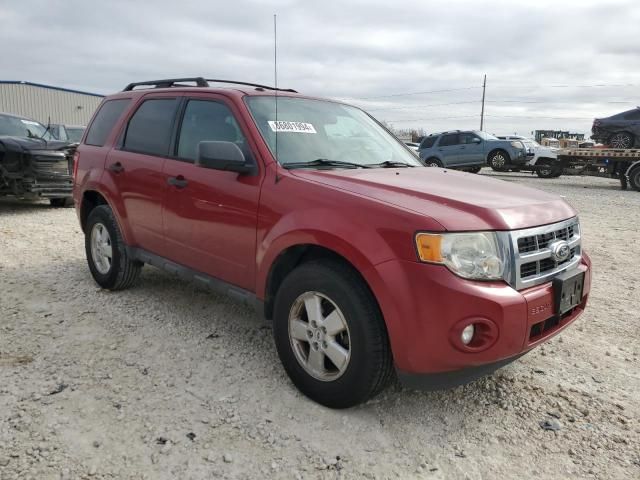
[73,77,591,408]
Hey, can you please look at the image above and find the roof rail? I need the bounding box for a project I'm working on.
[122,77,297,93]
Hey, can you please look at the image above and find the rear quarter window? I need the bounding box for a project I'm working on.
[85,99,131,147]
[420,136,437,149]
[123,98,179,156]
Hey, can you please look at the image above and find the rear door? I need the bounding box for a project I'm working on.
[105,93,181,255]
[436,133,463,166]
[161,95,262,291]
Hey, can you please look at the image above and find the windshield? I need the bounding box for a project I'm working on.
[245,96,422,167]
[0,115,54,140]
[66,127,85,142]
[476,131,499,140]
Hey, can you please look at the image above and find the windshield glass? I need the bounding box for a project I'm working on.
[0,115,54,140]
[66,127,85,142]
[477,131,499,140]
[245,97,422,167]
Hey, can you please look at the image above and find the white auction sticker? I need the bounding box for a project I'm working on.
[268,121,316,133]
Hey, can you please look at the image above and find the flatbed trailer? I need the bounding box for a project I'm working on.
[557,148,640,191]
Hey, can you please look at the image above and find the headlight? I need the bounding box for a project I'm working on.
[415,232,505,280]
[510,141,523,149]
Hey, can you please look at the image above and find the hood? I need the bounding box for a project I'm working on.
[290,167,576,231]
[0,135,72,152]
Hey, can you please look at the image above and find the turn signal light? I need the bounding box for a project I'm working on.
[415,233,442,262]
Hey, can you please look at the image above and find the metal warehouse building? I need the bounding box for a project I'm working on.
[0,81,104,126]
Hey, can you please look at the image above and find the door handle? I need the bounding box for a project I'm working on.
[108,162,124,173]
[167,176,188,189]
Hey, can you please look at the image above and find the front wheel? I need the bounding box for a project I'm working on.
[273,261,393,408]
[488,151,509,171]
[536,160,562,178]
[85,205,142,290]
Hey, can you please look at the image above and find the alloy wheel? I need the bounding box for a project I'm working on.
[90,223,113,275]
[288,291,351,382]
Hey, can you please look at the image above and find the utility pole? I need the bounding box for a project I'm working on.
[480,74,486,131]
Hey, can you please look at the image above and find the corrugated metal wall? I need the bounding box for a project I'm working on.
[0,83,103,126]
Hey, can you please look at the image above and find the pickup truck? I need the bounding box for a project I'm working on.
[73,77,592,408]
[0,112,75,206]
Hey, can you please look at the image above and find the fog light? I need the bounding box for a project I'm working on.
[461,324,475,345]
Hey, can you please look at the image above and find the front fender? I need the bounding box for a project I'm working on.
[255,208,397,299]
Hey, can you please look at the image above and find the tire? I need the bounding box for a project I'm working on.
[85,205,142,290]
[488,150,510,171]
[273,260,393,408]
[50,197,73,207]
[628,165,640,192]
[609,132,634,149]
[535,159,562,179]
[424,157,443,168]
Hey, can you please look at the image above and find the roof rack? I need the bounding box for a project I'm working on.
[122,77,297,93]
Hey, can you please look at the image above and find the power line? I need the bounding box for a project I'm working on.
[387,114,594,123]
[350,85,482,100]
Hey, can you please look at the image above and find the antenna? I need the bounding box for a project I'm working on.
[273,13,281,182]
[274,15,279,159]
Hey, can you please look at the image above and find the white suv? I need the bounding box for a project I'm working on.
[498,135,562,178]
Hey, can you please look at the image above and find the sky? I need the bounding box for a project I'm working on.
[3,0,640,137]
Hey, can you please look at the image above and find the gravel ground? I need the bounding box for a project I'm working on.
[0,171,638,480]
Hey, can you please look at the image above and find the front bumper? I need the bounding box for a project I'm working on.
[367,253,591,387]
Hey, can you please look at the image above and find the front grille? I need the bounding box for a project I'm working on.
[510,218,581,289]
[33,155,71,178]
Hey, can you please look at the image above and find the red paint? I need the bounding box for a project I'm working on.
[73,86,592,377]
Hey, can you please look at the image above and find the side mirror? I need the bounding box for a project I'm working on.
[471,137,482,144]
[196,141,252,174]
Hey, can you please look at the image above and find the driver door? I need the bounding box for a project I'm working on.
[161,96,262,291]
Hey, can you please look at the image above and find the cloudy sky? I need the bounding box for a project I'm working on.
[3,0,640,137]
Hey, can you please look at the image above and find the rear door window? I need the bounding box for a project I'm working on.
[85,99,131,146]
[123,98,179,156]
[438,134,460,146]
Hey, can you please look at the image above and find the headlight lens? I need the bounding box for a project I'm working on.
[415,232,505,280]
[510,141,523,149]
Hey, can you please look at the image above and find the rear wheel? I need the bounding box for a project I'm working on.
[85,205,142,290]
[273,260,393,408]
[424,157,443,168]
[609,132,634,149]
[488,150,509,171]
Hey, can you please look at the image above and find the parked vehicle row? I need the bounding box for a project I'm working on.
[72,77,591,408]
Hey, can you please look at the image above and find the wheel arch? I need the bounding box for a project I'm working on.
[487,148,510,162]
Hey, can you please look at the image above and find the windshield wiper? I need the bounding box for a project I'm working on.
[369,161,416,168]
[282,158,371,169]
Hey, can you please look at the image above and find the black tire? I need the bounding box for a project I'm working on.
[50,197,73,207]
[273,260,393,408]
[488,150,510,171]
[424,157,443,168]
[608,132,634,149]
[628,165,640,192]
[535,159,562,179]
[85,205,142,290]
